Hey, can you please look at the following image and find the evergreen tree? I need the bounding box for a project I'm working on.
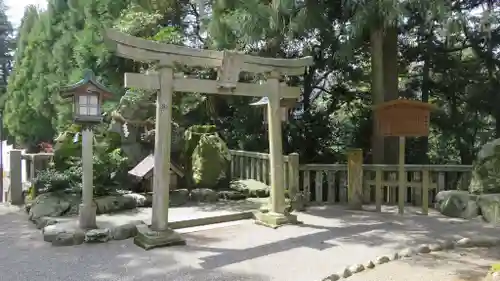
[0,0,13,110]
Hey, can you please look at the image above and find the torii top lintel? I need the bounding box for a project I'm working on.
[103,29,313,77]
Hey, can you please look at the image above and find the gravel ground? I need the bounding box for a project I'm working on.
[1,203,500,281]
[347,247,500,281]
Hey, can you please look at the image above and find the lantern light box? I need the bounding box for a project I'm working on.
[250,97,297,123]
[373,99,436,137]
[60,70,113,124]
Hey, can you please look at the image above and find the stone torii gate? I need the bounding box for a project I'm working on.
[104,29,313,249]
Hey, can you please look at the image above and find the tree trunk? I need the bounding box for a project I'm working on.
[382,25,399,164]
[420,45,431,164]
[370,27,385,164]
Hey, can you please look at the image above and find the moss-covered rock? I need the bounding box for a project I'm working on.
[191,133,231,189]
[94,195,137,214]
[29,192,144,222]
[477,194,500,224]
[170,189,189,206]
[230,179,270,198]
[190,188,218,202]
[217,190,247,200]
[28,192,81,221]
[469,138,500,194]
[435,190,479,219]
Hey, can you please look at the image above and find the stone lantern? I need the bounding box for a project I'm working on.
[60,69,113,230]
[61,71,111,124]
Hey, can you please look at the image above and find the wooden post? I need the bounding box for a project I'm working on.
[347,148,363,210]
[267,72,286,214]
[287,153,299,201]
[375,168,382,212]
[9,150,23,205]
[79,128,97,229]
[151,67,174,232]
[421,168,429,215]
[398,136,406,214]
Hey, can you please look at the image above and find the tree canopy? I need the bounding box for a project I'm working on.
[3,0,500,163]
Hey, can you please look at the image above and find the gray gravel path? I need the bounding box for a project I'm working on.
[1,204,500,281]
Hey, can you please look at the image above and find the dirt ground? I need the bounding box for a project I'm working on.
[346,246,500,281]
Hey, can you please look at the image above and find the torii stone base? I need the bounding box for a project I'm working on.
[133,224,186,250]
[254,210,301,229]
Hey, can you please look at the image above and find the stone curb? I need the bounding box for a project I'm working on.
[41,210,255,247]
[321,237,500,281]
[170,211,254,229]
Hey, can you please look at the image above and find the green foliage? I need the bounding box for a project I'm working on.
[34,124,129,196]
[33,166,82,194]
[490,263,500,272]
[5,0,500,174]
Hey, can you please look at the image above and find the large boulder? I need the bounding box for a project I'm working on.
[217,190,247,200]
[43,223,85,246]
[230,179,270,198]
[191,133,231,189]
[170,189,190,206]
[94,195,137,214]
[190,188,218,202]
[469,138,500,194]
[29,192,142,223]
[435,190,479,219]
[29,192,81,221]
[477,194,500,224]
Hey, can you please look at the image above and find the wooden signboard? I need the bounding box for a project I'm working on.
[373,99,436,137]
[372,99,436,215]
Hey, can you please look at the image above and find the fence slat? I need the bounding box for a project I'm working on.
[303,171,311,201]
[315,171,323,203]
[327,172,336,203]
[228,150,473,210]
[375,168,382,212]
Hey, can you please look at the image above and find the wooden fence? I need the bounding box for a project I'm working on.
[229,150,472,207]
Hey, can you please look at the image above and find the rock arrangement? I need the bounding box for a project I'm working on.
[27,179,271,226]
[321,237,500,281]
[435,138,500,224]
[43,220,144,246]
[26,192,151,228]
[26,178,272,247]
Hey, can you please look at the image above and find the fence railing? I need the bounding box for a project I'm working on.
[229,150,473,209]
[2,150,53,203]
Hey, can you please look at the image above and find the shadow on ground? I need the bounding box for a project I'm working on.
[176,205,500,271]
[3,203,500,281]
[0,204,270,281]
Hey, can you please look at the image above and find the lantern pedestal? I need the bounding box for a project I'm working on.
[254,211,299,229]
[80,128,97,229]
[133,224,185,250]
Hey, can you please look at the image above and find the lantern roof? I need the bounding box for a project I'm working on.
[60,69,114,99]
[249,97,297,108]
